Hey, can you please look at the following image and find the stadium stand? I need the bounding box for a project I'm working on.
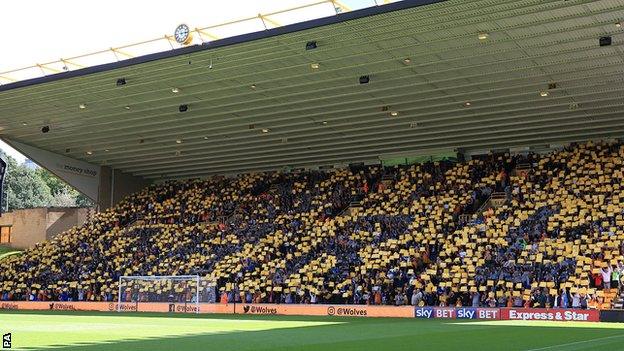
[1,141,623,310]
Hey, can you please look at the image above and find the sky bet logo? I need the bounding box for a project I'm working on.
[415,307,456,319]
[414,307,433,318]
[415,307,499,320]
[2,333,10,349]
[456,308,479,319]
[456,308,499,320]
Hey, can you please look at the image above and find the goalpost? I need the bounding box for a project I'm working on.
[117,275,217,313]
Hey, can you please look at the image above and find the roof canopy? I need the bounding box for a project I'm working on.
[1,0,623,179]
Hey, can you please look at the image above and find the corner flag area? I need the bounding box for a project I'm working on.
[3,311,624,350]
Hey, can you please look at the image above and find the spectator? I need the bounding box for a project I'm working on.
[411,289,423,306]
[602,266,613,290]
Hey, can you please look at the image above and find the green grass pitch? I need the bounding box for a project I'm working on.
[2,310,624,350]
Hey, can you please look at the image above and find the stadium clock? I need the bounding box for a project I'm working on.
[174,24,193,45]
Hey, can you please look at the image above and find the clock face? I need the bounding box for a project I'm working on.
[174,24,191,44]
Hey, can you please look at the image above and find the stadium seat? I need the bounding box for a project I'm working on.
[2,141,623,309]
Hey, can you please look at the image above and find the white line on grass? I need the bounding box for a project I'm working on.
[524,334,624,351]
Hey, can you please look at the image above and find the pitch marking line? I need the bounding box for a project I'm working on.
[524,334,624,351]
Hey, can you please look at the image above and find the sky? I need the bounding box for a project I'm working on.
[0,0,387,163]
[0,140,24,163]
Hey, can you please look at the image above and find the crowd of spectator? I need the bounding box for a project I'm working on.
[1,141,623,310]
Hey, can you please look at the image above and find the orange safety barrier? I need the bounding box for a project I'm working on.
[0,301,414,318]
[230,304,414,318]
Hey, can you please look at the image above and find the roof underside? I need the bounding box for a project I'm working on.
[1,0,624,180]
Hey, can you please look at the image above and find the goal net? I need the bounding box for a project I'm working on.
[117,275,217,313]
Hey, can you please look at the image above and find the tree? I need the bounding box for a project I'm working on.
[0,150,94,211]
[36,166,94,208]
[36,168,68,197]
[50,189,77,207]
[3,154,53,210]
[75,193,93,207]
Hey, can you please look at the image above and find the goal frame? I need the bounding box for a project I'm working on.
[117,275,201,313]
